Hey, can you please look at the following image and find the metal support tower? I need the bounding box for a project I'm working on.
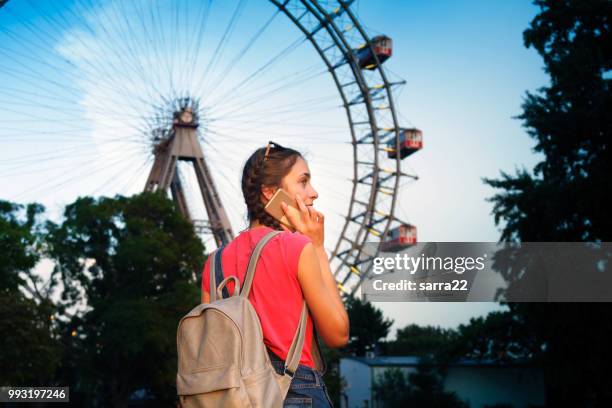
[144,107,234,247]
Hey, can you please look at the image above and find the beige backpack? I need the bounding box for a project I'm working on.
[176,230,324,407]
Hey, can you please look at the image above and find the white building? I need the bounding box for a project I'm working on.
[339,356,545,408]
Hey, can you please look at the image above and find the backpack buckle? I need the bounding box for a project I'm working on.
[283,366,295,378]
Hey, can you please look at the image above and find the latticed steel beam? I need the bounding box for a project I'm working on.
[302,1,384,281]
[339,0,409,296]
[271,0,361,283]
[271,0,406,295]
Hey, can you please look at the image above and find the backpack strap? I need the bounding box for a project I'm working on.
[284,302,308,376]
[209,246,228,302]
[240,230,312,377]
[241,230,282,298]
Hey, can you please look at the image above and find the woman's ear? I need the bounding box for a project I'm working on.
[261,185,276,203]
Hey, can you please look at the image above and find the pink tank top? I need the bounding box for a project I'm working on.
[201,226,315,368]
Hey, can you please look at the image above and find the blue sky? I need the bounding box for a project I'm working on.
[0,0,548,336]
[354,0,548,332]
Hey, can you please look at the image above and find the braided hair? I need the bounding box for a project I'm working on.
[241,143,302,230]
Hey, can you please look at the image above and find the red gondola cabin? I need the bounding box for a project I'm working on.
[356,35,392,70]
[380,224,417,252]
[387,128,423,159]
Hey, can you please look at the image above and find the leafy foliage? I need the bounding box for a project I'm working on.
[0,200,60,385]
[343,294,393,356]
[483,0,611,242]
[0,292,60,385]
[0,200,45,294]
[372,361,468,408]
[484,1,612,405]
[382,310,536,364]
[445,311,537,363]
[46,193,205,407]
[382,324,457,358]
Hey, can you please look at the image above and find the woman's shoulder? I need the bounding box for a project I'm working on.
[223,227,312,260]
[278,230,311,245]
[275,231,312,265]
[247,226,311,245]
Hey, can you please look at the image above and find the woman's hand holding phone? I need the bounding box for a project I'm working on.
[280,194,325,248]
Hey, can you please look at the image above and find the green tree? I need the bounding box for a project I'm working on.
[484,1,612,405]
[372,367,408,408]
[0,200,44,293]
[372,360,468,408]
[484,0,611,243]
[344,295,393,356]
[384,311,535,364]
[0,293,59,385]
[0,200,60,385]
[383,324,457,358]
[46,193,205,407]
[442,311,537,364]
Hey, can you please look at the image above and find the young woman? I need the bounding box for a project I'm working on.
[200,142,349,407]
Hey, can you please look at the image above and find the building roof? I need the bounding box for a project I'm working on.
[342,356,534,368]
[345,356,420,367]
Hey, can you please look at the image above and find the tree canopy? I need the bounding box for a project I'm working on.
[484,1,611,405]
[0,200,44,294]
[343,294,394,356]
[45,192,205,407]
[484,0,611,242]
[0,200,60,385]
[372,362,469,408]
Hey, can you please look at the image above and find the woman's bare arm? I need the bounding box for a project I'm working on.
[297,243,349,348]
[281,194,349,348]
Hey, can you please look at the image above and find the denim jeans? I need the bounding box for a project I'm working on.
[267,349,334,407]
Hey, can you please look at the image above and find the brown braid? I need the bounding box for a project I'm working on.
[241,144,302,230]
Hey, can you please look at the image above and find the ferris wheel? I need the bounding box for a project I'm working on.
[0,0,422,296]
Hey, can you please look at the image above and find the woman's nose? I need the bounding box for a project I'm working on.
[309,186,318,201]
